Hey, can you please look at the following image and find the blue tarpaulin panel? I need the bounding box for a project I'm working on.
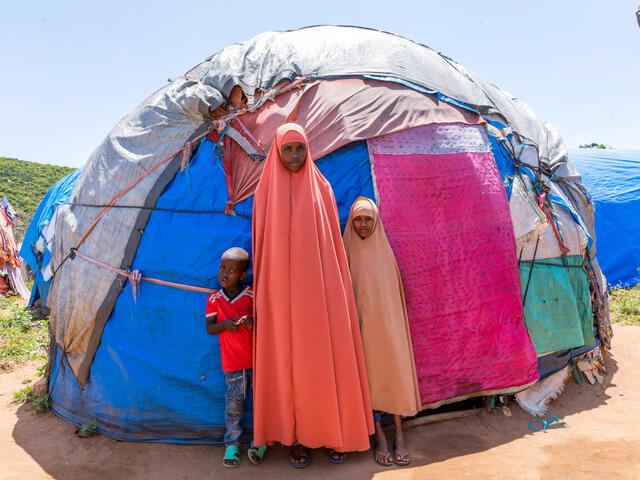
[487,134,515,199]
[570,149,640,287]
[20,169,82,307]
[49,139,375,443]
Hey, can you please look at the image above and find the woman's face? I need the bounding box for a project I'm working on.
[352,215,374,239]
[280,142,307,172]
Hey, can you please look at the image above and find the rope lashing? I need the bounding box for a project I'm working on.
[73,129,211,252]
[130,269,142,302]
[518,260,586,269]
[522,235,540,308]
[213,121,230,162]
[224,201,236,216]
[234,117,266,155]
[537,191,570,255]
[527,409,568,432]
[571,359,585,386]
[69,203,252,219]
[70,248,215,300]
[180,137,196,172]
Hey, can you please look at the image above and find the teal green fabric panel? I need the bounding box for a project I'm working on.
[520,256,595,355]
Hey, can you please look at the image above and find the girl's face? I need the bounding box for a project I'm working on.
[280,142,307,172]
[352,215,374,239]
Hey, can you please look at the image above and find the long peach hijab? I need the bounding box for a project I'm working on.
[252,124,374,451]
[343,197,421,416]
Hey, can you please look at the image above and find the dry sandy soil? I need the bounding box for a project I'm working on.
[2,324,639,480]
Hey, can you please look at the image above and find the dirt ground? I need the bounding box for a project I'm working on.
[2,324,639,480]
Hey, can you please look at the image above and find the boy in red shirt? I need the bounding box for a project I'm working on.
[206,247,266,468]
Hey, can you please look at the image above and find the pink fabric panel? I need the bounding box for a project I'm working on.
[370,145,538,406]
[367,123,490,156]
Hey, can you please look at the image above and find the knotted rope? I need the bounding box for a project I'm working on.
[71,248,214,301]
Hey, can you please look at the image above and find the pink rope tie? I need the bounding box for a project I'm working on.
[180,138,195,172]
[233,117,266,154]
[70,249,215,300]
[130,270,142,302]
[224,201,236,216]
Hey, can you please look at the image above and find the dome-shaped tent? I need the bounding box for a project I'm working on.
[32,26,611,443]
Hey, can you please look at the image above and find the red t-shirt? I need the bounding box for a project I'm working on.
[206,285,253,372]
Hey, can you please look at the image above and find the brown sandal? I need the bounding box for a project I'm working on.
[374,447,394,466]
[393,447,411,466]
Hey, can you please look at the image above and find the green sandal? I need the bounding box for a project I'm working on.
[247,441,267,464]
[223,445,240,468]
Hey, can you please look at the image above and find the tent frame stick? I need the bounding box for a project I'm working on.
[522,235,540,308]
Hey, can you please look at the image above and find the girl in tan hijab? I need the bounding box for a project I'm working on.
[343,197,421,466]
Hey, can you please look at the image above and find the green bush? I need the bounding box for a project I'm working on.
[12,384,50,414]
[0,296,49,361]
[609,284,640,325]
[578,143,607,149]
[77,419,98,436]
[32,390,51,414]
[13,385,33,404]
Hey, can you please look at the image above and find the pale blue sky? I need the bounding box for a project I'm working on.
[2,1,639,168]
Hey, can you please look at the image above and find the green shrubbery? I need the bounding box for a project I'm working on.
[578,143,608,149]
[0,295,49,361]
[13,384,51,414]
[609,284,640,325]
[0,156,75,241]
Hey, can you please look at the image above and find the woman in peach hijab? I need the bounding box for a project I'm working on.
[343,197,421,466]
[252,124,374,468]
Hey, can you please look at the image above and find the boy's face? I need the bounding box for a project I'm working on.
[353,215,374,239]
[280,142,307,172]
[218,257,247,289]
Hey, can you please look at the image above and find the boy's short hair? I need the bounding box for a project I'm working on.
[221,247,250,272]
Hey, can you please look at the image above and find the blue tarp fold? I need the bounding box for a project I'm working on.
[20,169,82,307]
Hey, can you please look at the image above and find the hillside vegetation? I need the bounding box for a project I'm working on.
[0,157,75,241]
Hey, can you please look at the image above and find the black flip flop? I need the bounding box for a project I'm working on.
[289,445,311,469]
[327,449,347,464]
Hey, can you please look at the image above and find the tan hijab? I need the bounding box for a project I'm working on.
[343,197,421,416]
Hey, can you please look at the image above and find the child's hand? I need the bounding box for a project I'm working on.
[222,318,239,332]
[240,316,254,328]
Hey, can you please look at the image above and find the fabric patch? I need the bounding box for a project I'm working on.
[519,255,596,355]
[367,123,489,156]
[516,366,569,416]
[369,127,538,407]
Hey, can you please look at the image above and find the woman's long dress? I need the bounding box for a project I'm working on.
[252,124,374,451]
